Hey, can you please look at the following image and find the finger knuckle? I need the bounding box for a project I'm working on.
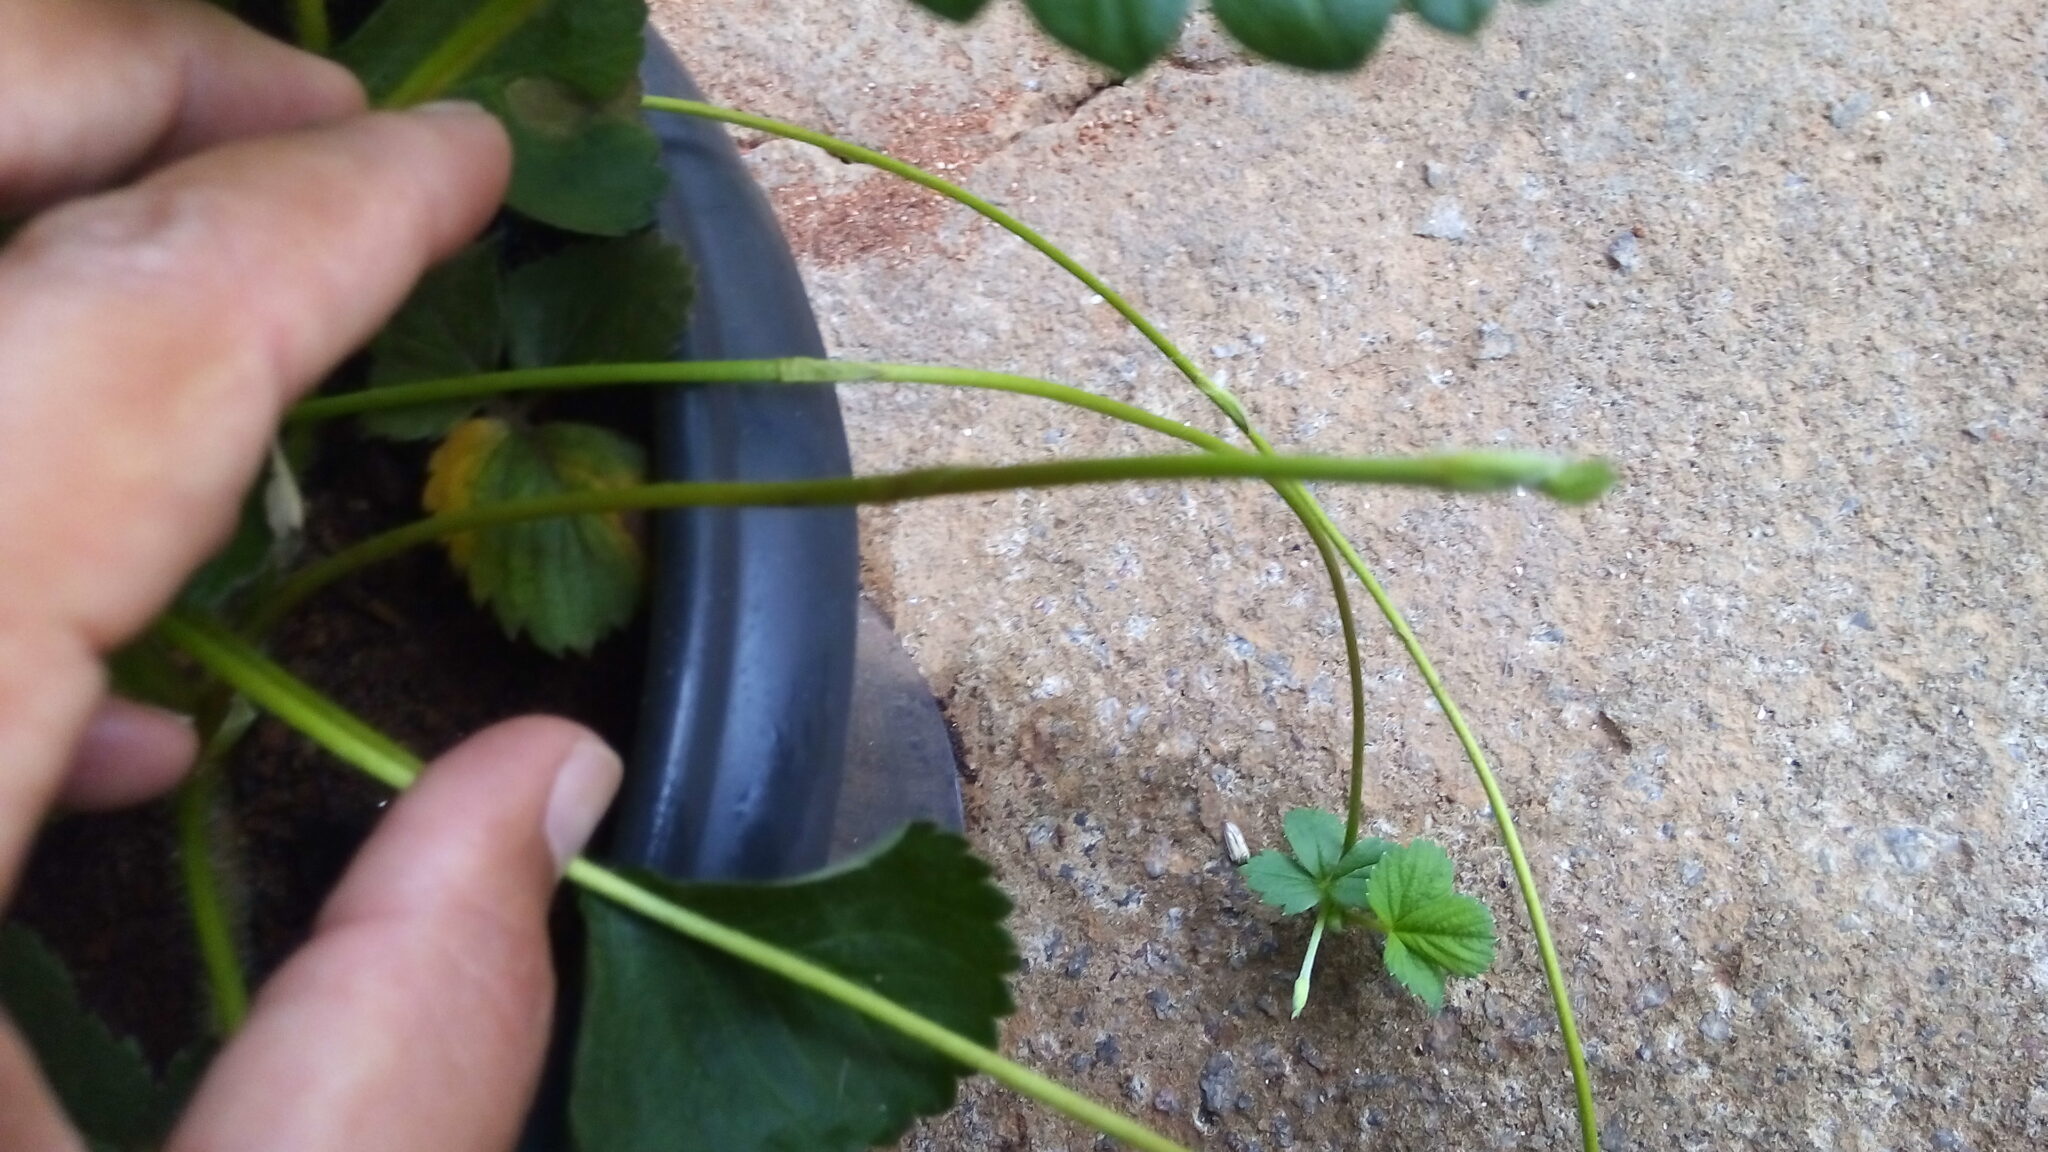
[11,178,236,294]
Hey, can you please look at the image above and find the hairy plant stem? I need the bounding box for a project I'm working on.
[381,0,541,108]
[154,611,1190,1152]
[640,97,1601,1150]
[292,0,330,54]
[176,697,255,1035]
[251,449,1605,633]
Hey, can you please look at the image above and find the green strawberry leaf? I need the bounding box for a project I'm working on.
[1240,850,1323,915]
[1333,835,1388,876]
[1023,0,1191,75]
[339,0,661,235]
[1366,839,1497,1011]
[425,417,646,654]
[0,924,181,1150]
[177,474,283,609]
[1281,807,1345,875]
[1242,809,1387,919]
[505,231,693,368]
[907,0,994,19]
[483,76,664,235]
[482,0,647,98]
[1380,934,1447,1009]
[107,632,205,715]
[361,239,505,440]
[1211,0,1395,71]
[359,231,692,438]
[572,823,1019,1152]
[1407,0,1497,35]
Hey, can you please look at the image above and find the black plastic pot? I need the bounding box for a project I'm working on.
[616,43,861,882]
[516,38,867,1148]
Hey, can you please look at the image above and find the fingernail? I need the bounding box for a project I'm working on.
[410,99,494,119]
[543,737,621,871]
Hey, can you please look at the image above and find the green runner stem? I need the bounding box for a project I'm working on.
[639,96,1601,1151]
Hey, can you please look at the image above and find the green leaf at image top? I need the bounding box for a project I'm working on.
[425,417,647,653]
[572,823,1020,1152]
[907,0,995,20]
[1407,0,1498,36]
[1025,0,1191,75]
[1212,0,1395,71]
[1366,839,1497,1010]
[0,924,177,1150]
[339,0,661,234]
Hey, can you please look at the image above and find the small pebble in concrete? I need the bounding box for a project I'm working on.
[1607,230,1643,272]
[1883,826,1939,872]
[1153,1087,1183,1114]
[1631,980,1671,1012]
[1476,323,1518,360]
[1293,1038,1331,1073]
[1830,91,1873,130]
[1200,1052,1242,1114]
[1423,160,1451,188]
[1416,198,1469,241]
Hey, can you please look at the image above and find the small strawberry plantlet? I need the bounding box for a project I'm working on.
[1240,812,1498,1015]
[7,2,1609,1151]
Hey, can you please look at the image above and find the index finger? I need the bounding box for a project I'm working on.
[0,103,509,902]
[0,0,366,215]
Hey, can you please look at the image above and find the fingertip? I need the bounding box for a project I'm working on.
[57,696,197,809]
[321,715,614,930]
[395,100,513,227]
[544,734,622,871]
[171,717,618,1152]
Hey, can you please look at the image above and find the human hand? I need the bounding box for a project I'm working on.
[0,3,621,1149]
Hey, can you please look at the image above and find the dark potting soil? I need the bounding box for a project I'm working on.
[12,428,645,1066]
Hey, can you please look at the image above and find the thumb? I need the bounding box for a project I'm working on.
[170,717,620,1152]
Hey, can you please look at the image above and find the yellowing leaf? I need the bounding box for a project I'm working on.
[423,416,511,569]
[425,417,646,654]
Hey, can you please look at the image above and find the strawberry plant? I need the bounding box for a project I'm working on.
[4,1,1606,1150]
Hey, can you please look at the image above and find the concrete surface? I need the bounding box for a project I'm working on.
[652,2,2046,1147]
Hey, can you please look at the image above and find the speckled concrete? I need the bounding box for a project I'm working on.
[653,2,2047,1147]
